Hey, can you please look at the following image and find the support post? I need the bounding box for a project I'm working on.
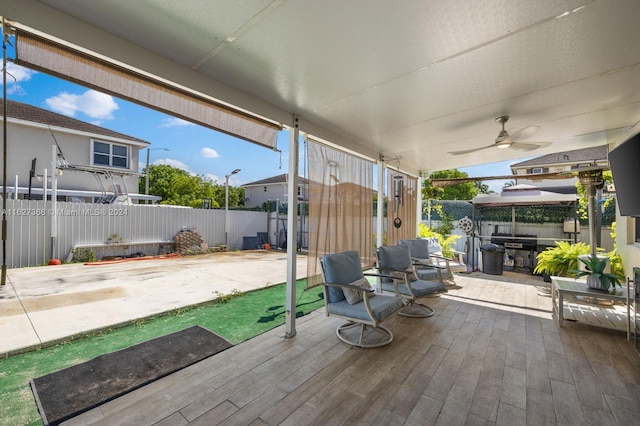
[1,22,8,285]
[587,184,597,257]
[285,116,299,338]
[51,145,58,260]
[376,160,385,249]
[416,173,424,235]
[376,160,385,293]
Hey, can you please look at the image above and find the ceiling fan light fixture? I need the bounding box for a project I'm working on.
[496,142,512,149]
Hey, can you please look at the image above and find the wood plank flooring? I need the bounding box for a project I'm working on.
[63,272,640,425]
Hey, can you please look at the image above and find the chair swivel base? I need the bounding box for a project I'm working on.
[398,301,435,318]
[336,321,394,348]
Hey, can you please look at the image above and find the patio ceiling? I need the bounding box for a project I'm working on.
[2,0,640,175]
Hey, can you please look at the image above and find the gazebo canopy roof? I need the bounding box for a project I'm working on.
[472,184,577,207]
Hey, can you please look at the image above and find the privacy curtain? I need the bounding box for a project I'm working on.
[13,26,280,149]
[386,169,418,245]
[306,139,374,288]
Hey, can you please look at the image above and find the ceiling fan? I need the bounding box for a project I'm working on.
[448,116,551,155]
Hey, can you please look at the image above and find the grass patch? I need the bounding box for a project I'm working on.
[0,279,324,426]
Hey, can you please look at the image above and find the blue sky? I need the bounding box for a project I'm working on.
[3,60,517,192]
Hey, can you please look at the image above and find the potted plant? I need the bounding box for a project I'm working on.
[571,254,621,291]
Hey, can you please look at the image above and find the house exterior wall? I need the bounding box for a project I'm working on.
[244,183,288,207]
[244,182,307,207]
[611,136,640,280]
[512,159,608,192]
[5,120,142,198]
[515,177,576,190]
[616,205,640,278]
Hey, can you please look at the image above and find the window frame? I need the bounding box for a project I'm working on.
[91,139,130,169]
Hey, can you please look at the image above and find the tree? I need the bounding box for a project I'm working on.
[422,169,479,201]
[575,170,614,220]
[474,181,493,195]
[140,164,245,208]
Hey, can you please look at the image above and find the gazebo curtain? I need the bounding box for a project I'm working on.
[386,169,418,245]
[306,139,374,288]
[12,26,280,149]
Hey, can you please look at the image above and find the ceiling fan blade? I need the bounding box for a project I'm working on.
[510,141,551,151]
[448,144,495,155]
[509,125,540,141]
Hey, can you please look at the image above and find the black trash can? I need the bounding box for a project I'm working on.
[480,243,505,275]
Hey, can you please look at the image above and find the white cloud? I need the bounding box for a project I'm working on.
[204,173,242,186]
[200,147,220,159]
[45,89,118,119]
[160,117,194,128]
[153,158,191,172]
[204,173,221,183]
[6,62,35,82]
[2,63,36,94]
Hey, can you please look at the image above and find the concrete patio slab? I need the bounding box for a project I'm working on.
[0,250,308,355]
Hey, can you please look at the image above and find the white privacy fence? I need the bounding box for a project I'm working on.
[1,199,268,268]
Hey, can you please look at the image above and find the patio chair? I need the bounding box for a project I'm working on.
[376,245,446,317]
[397,239,448,285]
[320,251,405,348]
[422,237,468,282]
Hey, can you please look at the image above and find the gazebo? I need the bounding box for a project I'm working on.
[471,184,579,272]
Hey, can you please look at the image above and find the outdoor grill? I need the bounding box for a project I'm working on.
[490,233,538,250]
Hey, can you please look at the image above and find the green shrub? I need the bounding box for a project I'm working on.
[533,241,591,277]
[607,222,624,280]
[417,223,460,257]
[70,248,97,263]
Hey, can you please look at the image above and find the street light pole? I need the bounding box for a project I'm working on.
[145,147,169,204]
[225,168,241,247]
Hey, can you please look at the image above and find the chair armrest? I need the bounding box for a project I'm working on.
[448,249,466,255]
[373,266,412,276]
[435,250,466,261]
[411,258,447,270]
[364,271,396,280]
[429,253,451,262]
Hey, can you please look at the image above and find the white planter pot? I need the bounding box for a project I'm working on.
[586,274,603,290]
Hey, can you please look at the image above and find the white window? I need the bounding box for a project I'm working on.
[92,140,129,169]
[531,167,543,174]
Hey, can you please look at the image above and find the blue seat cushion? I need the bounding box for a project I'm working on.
[327,294,404,322]
[377,245,412,271]
[416,268,441,281]
[380,278,444,297]
[322,251,365,303]
[398,239,430,260]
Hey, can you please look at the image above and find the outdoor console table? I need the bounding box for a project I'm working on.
[551,277,632,340]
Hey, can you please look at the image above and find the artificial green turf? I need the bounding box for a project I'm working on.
[0,279,324,426]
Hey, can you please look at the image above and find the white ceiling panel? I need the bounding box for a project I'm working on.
[3,0,640,175]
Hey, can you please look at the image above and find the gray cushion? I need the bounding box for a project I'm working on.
[380,277,444,297]
[322,251,364,303]
[398,239,430,260]
[416,269,441,281]
[327,294,404,322]
[377,245,412,271]
[343,277,374,305]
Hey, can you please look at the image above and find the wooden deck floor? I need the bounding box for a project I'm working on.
[64,272,640,426]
